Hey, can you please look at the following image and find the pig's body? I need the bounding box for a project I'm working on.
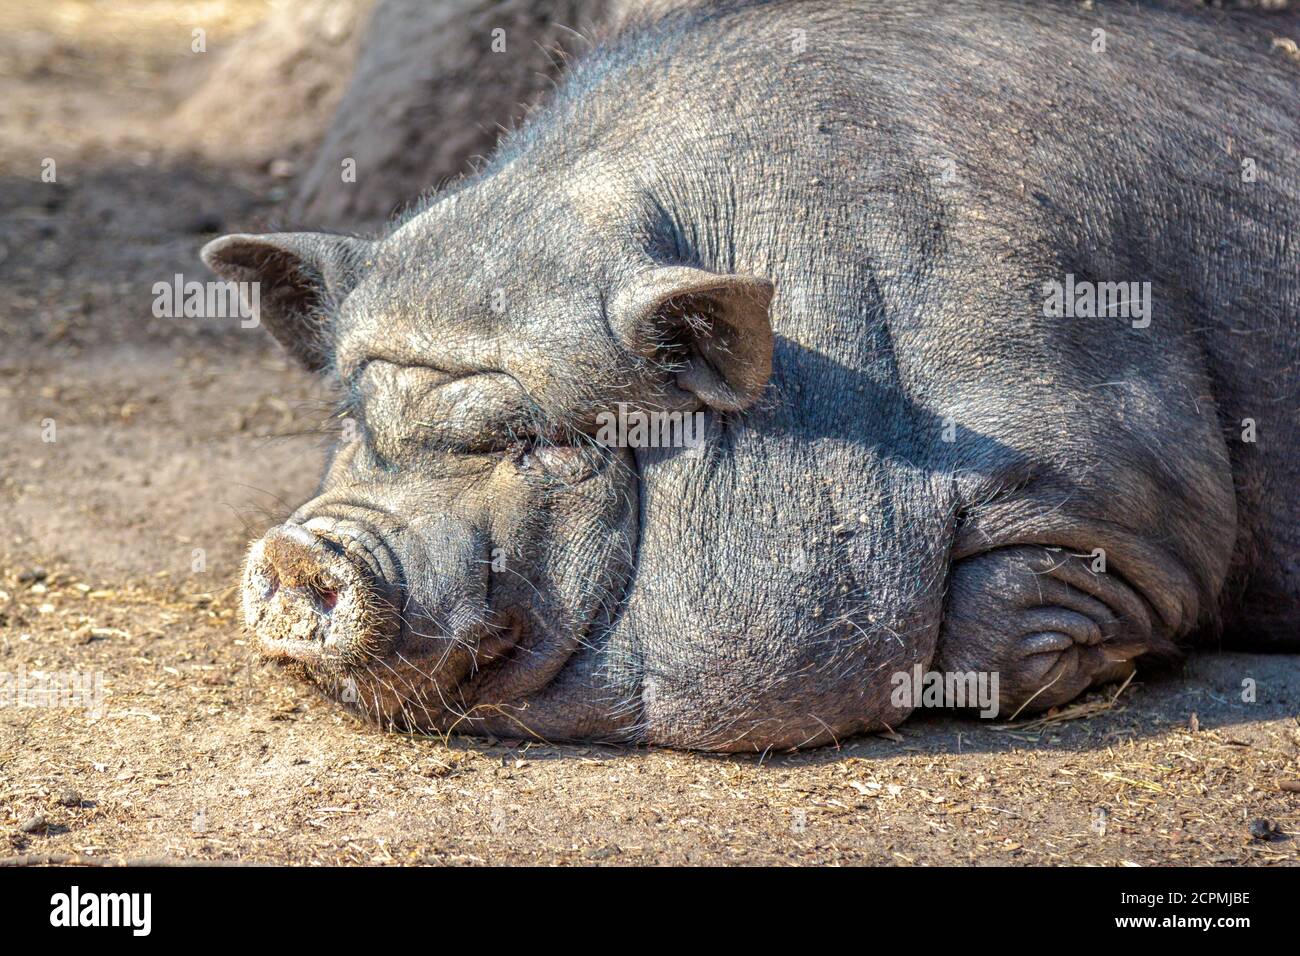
[207,0,1299,750]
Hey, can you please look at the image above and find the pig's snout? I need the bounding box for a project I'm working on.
[242,523,396,665]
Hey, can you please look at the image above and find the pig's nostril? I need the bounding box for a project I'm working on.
[244,522,398,662]
[309,582,340,613]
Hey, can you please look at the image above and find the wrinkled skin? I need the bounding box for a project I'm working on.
[203,0,1299,750]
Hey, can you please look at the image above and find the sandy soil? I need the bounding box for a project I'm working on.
[0,0,1297,866]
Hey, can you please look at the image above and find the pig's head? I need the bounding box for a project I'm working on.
[238,435,638,731]
[200,190,774,731]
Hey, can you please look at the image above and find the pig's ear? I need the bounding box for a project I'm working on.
[612,266,775,412]
[200,232,368,372]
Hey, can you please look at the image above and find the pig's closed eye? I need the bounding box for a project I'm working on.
[513,442,602,484]
[346,358,539,455]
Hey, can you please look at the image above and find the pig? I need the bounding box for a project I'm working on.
[202,0,1299,750]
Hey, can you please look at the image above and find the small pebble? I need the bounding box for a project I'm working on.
[1248,818,1281,841]
[19,813,47,834]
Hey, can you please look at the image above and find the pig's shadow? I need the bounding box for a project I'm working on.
[644,334,1020,478]
[441,650,1297,765]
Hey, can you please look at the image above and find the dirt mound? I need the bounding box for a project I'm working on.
[165,0,371,173]
[164,0,685,231]
[288,0,651,230]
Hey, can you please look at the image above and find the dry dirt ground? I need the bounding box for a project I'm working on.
[1,0,1298,867]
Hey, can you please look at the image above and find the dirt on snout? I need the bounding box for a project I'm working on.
[1,0,1298,867]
